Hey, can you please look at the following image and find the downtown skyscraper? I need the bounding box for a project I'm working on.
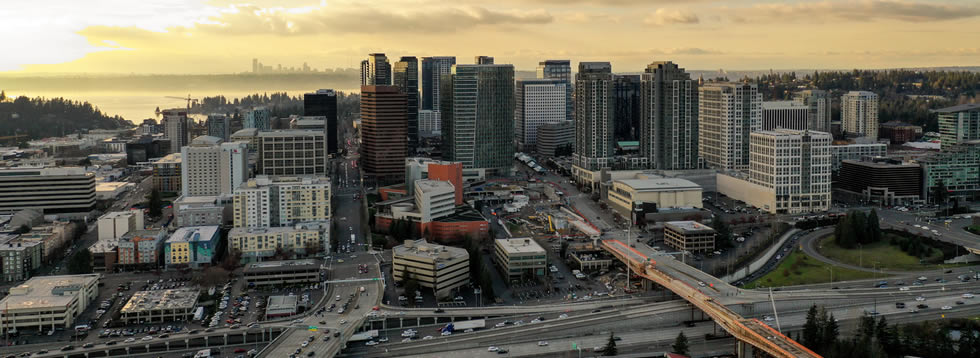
[537,60,573,122]
[304,89,339,155]
[361,85,408,183]
[394,56,420,150]
[515,79,567,152]
[640,61,699,170]
[421,56,456,111]
[699,82,761,170]
[573,62,615,171]
[441,64,515,175]
[361,53,392,86]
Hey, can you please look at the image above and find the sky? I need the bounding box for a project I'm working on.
[2,0,979,74]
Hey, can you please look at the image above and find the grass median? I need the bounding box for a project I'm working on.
[742,249,878,289]
[816,236,943,271]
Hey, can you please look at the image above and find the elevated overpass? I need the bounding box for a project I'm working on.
[601,239,821,358]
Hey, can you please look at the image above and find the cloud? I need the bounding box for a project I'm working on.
[527,0,719,6]
[183,4,553,36]
[731,0,980,23]
[562,12,622,24]
[643,9,700,26]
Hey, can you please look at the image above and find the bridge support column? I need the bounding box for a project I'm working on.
[185,339,190,349]
[736,340,753,358]
[243,331,248,343]
[165,341,170,351]
[223,333,228,345]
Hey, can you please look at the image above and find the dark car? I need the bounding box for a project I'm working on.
[917,304,929,309]
[497,349,509,354]
[61,346,74,352]
[434,309,445,313]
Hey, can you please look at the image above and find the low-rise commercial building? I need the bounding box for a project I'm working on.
[392,240,469,299]
[17,222,74,262]
[536,121,574,158]
[90,238,119,272]
[606,177,703,218]
[265,295,299,318]
[164,226,221,268]
[493,238,547,282]
[152,153,182,194]
[117,230,167,267]
[0,274,100,334]
[119,288,200,324]
[664,221,716,253]
[879,122,922,144]
[836,159,922,205]
[243,259,321,287]
[228,223,328,263]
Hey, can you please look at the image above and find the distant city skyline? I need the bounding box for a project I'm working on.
[2,0,979,74]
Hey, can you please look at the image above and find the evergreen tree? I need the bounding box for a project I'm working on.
[802,305,821,347]
[933,179,949,205]
[711,216,733,249]
[823,313,839,349]
[603,332,618,356]
[148,188,162,217]
[671,331,689,356]
[68,249,93,274]
[866,209,882,243]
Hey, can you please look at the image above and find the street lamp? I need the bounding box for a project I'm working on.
[824,266,833,285]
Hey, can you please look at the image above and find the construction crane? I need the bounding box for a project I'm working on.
[164,94,200,109]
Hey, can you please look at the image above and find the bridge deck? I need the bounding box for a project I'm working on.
[601,239,820,358]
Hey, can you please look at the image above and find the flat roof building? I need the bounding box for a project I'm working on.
[232,176,331,228]
[607,177,703,218]
[164,226,221,268]
[257,130,326,176]
[243,259,321,287]
[836,159,922,206]
[174,195,232,227]
[493,238,547,282]
[265,295,299,318]
[97,210,145,241]
[229,224,328,263]
[392,240,469,299]
[119,288,201,324]
[0,167,96,215]
[0,274,100,334]
[664,221,716,253]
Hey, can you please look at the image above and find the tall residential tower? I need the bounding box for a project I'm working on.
[640,61,700,170]
[441,64,515,175]
[573,62,615,171]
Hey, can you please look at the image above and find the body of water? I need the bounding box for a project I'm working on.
[10,89,359,125]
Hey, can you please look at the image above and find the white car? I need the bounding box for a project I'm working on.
[124,338,136,343]
[538,341,549,346]
[915,296,926,301]
[377,337,389,343]
[917,276,928,281]
[763,316,774,321]
[142,336,153,341]
[488,346,500,352]
[301,341,309,348]
[963,293,975,299]
[422,335,434,340]
[697,281,706,287]
[899,287,910,291]
[942,305,953,310]
[441,330,452,336]
[365,341,378,346]
[401,338,412,343]
[558,313,569,319]
[340,320,347,325]
[530,318,542,323]
[495,322,506,328]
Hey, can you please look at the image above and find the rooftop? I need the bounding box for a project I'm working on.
[616,178,701,192]
[495,238,546,255]
[256,129,324,138]
[665,221,715,233]
[244,259,320,274]
[434,207,487,223]
[0,274,100,311]
[154,153,182,164]
[246,175,331,187]
[120,288,201,314]
[167,226,220,243]
[415,180,454,194]
[266,295,298,312]
[393,240,468,262]
[231,128,258,137]
[934,103,980,113]
[190,136,223,146]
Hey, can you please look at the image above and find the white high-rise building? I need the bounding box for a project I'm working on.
[515,79,567,152]
[698,82,762,170]
[841,91,879,139]
[718,129,832,214]
[181,136,249,197]
[232,176,331,228]
[97,211,145,241]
